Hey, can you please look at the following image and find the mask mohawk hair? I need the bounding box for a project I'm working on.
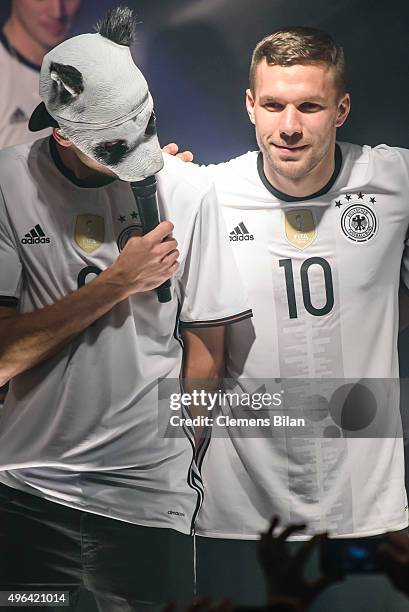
[96,5,136,47]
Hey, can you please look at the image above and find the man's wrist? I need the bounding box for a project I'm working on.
[94,266,132,302]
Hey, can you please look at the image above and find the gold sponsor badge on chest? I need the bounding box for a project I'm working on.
[285,209,316,250]
[74,215,105,253]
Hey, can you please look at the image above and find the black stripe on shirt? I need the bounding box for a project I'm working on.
[179,308,253,329]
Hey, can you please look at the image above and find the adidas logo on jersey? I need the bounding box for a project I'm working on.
[10,107,28,124]
[167,510,186,517]
[21,224,50,245]
[229,222,254,242]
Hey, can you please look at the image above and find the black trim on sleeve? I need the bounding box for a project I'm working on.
[257,143,342,202]
[179,308,253,329]
[0,296,18,308]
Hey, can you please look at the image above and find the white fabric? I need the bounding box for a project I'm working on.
[0,37,50,148]
[0,138,250,535]
[195,142,409,539]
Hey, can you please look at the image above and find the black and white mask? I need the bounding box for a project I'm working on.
[29,8,164,181]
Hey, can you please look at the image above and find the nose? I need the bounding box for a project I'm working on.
[48,0,67,20]
[279,105,302,145]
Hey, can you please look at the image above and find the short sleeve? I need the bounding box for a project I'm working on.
[179,184,252,328]
[0,185,23,307]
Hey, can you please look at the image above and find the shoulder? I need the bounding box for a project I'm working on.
[157,153,221,222]
[339,141,409,166]
[0,139,46,194]
[0,140,36,168]
[370,144,409,169]
[338,143,409,191]
[161,151,259,185]
[0,142,30,171]
[371,144,409,184]
[204,151,259,182]
[159,152,216,196]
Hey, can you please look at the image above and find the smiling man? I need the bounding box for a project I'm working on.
[249,60,348,194]
[188,27,409,606]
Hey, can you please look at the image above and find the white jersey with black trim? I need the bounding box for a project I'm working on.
[0,137,251,535]
[195,142,409,539]
[0,31,50,148]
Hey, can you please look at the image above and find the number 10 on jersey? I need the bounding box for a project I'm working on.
[279,257,334,319]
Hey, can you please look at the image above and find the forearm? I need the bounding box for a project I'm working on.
[0,268,126,385]
[181,327,225,444]
[182,327,225,381]
[0,221,179,385]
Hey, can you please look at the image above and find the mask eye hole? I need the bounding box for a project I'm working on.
[145,111,157,137]
[102,140,126,153]
[94,139,128,165]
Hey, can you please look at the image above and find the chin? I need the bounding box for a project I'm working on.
[279,168,308,181]
[274,160,309,180]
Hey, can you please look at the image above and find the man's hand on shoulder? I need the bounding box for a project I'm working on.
[162,143,193,163]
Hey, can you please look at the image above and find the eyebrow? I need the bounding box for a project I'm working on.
[259,96,327,105]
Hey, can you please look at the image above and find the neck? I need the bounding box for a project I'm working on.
[3,16,46,66]
[56,143,99,180]
[52,140,116,188]
[264,144,336,198]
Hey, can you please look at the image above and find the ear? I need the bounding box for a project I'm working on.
[335,92,351,128]
[49,62,84,105]
[246,88,256,125]
[52,127,71,148]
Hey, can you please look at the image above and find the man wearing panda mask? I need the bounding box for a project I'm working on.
[0,6,252,610]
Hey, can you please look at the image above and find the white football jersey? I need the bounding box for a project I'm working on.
[0,137,251,535]
[196,142,409,539]
[0,32,50,148]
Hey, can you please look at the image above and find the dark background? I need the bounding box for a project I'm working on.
[2,0,407,162]
[137,0,409,163]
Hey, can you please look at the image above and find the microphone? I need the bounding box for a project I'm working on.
[130,175,172,303]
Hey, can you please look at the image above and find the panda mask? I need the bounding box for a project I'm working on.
[29,7,164,182]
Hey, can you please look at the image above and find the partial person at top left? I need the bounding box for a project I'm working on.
[0,0,82,148]
[0,0,81,407]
